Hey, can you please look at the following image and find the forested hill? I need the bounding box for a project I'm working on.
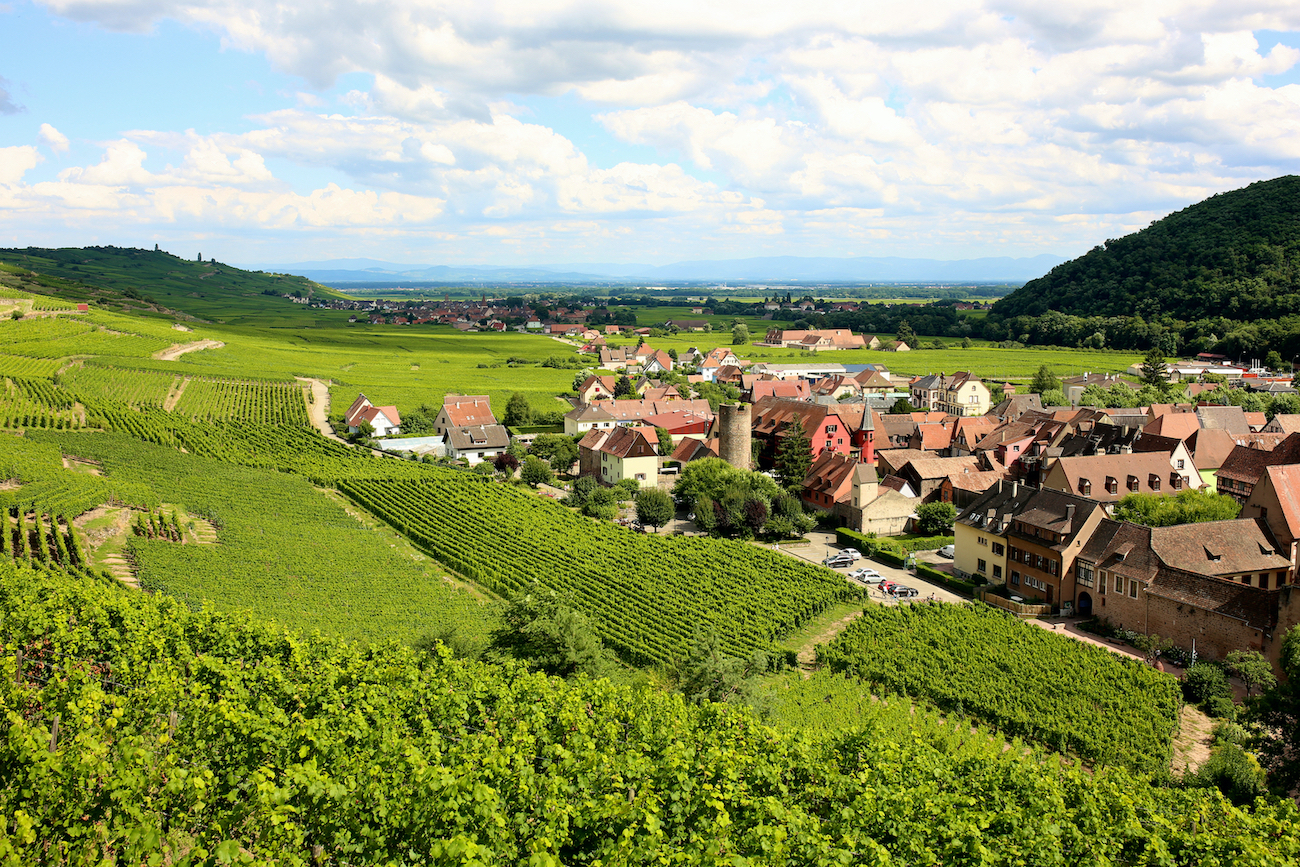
[993,176,1300,321]
[0,246,342,324]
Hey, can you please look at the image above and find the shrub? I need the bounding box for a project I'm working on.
[1189,743,1268,806]
[1183,662,1232,706]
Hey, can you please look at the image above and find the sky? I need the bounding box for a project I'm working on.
[1,1,1299,268]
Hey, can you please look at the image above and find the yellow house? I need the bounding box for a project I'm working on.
[596,427,659,487]
[954,480,1029,585]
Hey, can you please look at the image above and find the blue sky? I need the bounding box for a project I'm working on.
[2,0,1299,267]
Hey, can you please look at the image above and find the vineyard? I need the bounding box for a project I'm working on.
[28,431,499,648]
[64,364,178,409]
[339,476,862,665]
[0,376,86,431]
[2,560,1296,865]
[171,376,310,425]
[818,603,1183,774]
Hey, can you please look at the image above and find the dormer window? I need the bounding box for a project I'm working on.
[1127,475,1139,492]
[1171,473,1183,491]
[1106,476,1118,495]
[1149,474,1160,492]
[1079,478,1091,495]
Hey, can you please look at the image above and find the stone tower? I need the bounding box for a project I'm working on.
[718,403,752,470]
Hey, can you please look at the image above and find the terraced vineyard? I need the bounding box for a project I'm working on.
[340,476,862,665]
[819,603,1183,773]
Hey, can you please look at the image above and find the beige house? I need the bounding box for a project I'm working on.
[594,427,659,487]
[842,464,916,535]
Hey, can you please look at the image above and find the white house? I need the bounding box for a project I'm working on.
[345,394,401,437]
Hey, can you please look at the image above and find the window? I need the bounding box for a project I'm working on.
[1079,479,1091,495]
[1149,474,1160,492]
[1177,459,1185,469]
[1115,573,1124,593]
[1011,570,1020,586]
[1241,575,1252,585]
[1078,562,1095,588]
[992,542,1005,556]
[978,536,988,547]
[1260,574,1269,589]
[978,558,987,573]
[1013,445,1021,452]
[1129,580,1138,598]
[992,564,1002,579]
[1106,477,1118,495]
[1127,475,1139,492]
[1260,506,1269,519]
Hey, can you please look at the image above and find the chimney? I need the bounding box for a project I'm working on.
[1065,504,1076,525]
[1011,481,1019,496]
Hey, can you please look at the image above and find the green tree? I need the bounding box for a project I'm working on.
[915,502,957,535]
[635,488,674,531]
[614,375,636,397]
[1029,365,1060,394]
[1040,388,1067,407]
[895,320,916,343]
[731,323,750,345]
[1140,346,1167,387]
[1245,624,1300,792]
[1225,650,1276,697]
[520,456,554,487]
[504,391,532,426]
[889,397,916,414]
[774,414,812,489]
[529,434,579,472]
[488,583,615,678]
[677,629,769,706]
[655,426,674,455]
[1265,349,1285,372]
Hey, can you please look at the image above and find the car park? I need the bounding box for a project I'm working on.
[937,545,955,558]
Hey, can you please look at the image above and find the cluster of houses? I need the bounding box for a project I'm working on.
[350,338,1300,672]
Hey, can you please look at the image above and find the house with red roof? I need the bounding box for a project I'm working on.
[345,394,401,437]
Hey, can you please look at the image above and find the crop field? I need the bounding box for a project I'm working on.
[818,603,1182,773]
[171,377,310,425]
[600,330,1145,379]
[29,431,499,647]
[340,476,862,665]
[64,363,178,408]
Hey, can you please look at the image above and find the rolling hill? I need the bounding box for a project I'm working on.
[0,246,342,325]
[992,176,1300,322]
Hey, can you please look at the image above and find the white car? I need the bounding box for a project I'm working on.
[937,545,955,558]
[838,548,862,561]
[849,567,884,583]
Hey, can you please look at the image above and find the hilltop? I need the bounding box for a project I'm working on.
[993,176,1300,322]
[0,246,343,325]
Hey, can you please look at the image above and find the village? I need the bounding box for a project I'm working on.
[338,326,1300,679]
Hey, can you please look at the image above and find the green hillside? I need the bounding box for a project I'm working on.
[3,559,1297,865]
[993,176,1300,322]
[0,246,344,325]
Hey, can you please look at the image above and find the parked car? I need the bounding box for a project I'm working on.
[890,584,920,598]
[849,567,883,582]
[937,545,955,558]
[824,554,855,568]
[839,548,862,561]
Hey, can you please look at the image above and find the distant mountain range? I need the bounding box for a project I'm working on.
[244,254,1068,285]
